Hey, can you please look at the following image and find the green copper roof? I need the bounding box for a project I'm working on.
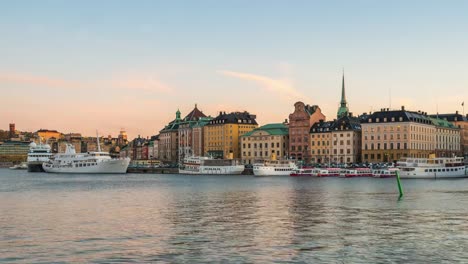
[242,123,288,137]
[337,73,349,118]
[429,117,457,128]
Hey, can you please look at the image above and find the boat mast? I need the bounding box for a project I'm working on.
[96,130,102,152]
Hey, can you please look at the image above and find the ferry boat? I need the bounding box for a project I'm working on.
[397,156,468,179]
[42,143,130,174]
[373,168,398,178]
[27,142,53,172]
[179,156,244,175]
[317,168,343,177]
[253,160,297,176]
[290,168,319,177]
[342,168,373,177]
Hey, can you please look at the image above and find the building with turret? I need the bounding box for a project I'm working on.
[177,104,211,162]
[159,109,182,163]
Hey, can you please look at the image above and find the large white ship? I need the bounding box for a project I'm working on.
[397,156,468,179]
[253,160,298,176]
[42,137,130,174]
[27,142,53,172]
[179,156,244,175]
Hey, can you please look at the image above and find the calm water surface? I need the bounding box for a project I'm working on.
[1,169,468,263]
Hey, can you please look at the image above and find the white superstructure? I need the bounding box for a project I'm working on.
[397,156,468,179]
[27,142,53,172]
[179,156,244,175]
[253,160,297,176]
[42,141,130,174]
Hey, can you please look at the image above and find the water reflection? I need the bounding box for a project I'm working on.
[2,171,468,263]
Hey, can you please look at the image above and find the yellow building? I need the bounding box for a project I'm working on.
[361,107,435,163]
[240,123,289,164]
[36,129,62,141]
[204,111,257,159]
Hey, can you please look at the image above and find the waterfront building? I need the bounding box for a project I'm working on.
[159,109,182,163]
[204,111,257,159]
[288,102,326,162]
[36,129,62,141]
[149,135,160,160]
[361,107,435,163]
[192,117,212,157]
[177,104,209,162]
[240,123,289,164]
[430,112,468,157]
[9,123,16,139]
[0,140,30,162]
[310,115,361,164]
[117,129,128,146]
[428,117,461,157]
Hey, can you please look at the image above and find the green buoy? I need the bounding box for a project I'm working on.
[396,170,404,199]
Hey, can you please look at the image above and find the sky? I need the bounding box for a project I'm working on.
[1,0,467,138]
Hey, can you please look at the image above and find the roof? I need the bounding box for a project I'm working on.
[37,129,60,133]
[429,113,468,122]
[183,104,207,122]
[360,109,432,125]
[242,123,288,137]
[207,111,258,126]
[311,115,361,133]
[305,105,319,116]
[428,117,458,129]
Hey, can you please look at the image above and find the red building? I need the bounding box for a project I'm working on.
[288,102,325,162]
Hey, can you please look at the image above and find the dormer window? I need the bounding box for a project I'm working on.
[368,119,372,123]
[384,118,387,122]
[399,117,403,121]
[376,118,380,122]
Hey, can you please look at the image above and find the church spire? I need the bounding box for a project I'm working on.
[337,70,349,118]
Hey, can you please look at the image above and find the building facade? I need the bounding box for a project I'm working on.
[36,129,62,141]
[204,111,257,159]
[240,123,289,164]
[430,112,468,157]
[0,141,30,162]
[288,102,326,162]
[159,110,182,163]
[310,115,361,164]
[177,104,209,162]
[361,107,435,163]
[429,117,461,157]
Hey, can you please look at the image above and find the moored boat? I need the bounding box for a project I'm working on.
[42,135,130,174]
[253,160,297,176]
[342,168,373,177]
[373,168,399,178]
[290,168,319,177]
[179,156,244,175]
[397,156,468,179]
[9,162,28,170]
[27,142,53,172]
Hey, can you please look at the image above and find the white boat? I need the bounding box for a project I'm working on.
[9,162,28,170]
[373,168,399,178]
[290,168,319,177]
[42,135,130,174]
[342,168,373,178]
[316,168,343,177]
[27,142,53,172]
[397,156,468,179]
[253,160,297,176]
[179,156,244,175]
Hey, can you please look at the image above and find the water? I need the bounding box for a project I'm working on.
[1,169,468,263]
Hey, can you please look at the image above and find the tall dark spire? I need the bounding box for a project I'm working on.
[337,70,349,118]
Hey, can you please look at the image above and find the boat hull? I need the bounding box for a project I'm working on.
[27,162,45,172]
[399,167,468,179]
[254,167,296,176]
[179,165,244,175]
[43,158,130,174]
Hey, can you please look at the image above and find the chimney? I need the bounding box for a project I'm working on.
[401,106,405,111]
[219,111,222,116]
[456,110,459,115]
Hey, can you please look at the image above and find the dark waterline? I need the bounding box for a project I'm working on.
[1,169,468,263]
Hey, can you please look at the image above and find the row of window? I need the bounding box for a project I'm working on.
[242,150,285,157]
[242,142,285,148]
[425,168,463,172]
[312,149,352,155]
